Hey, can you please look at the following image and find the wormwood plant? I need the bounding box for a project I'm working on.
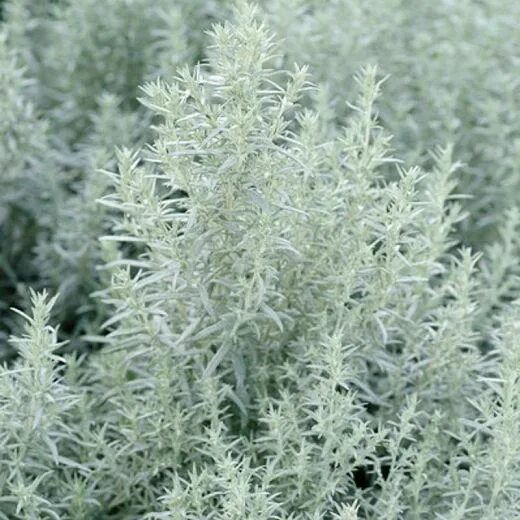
[0,292,80,519]
[1,1,520,519]
[85,4,520,517]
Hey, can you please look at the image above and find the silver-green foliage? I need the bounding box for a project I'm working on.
[70,5,519,517]
[1,2,520,519]
[0,292,86,519]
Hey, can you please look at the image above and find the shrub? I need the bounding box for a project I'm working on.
[1,1,519,518]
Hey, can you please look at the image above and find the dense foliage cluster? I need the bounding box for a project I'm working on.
[1,1,520,518]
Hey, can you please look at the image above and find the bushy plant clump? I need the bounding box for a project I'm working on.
[1,1,520,518]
